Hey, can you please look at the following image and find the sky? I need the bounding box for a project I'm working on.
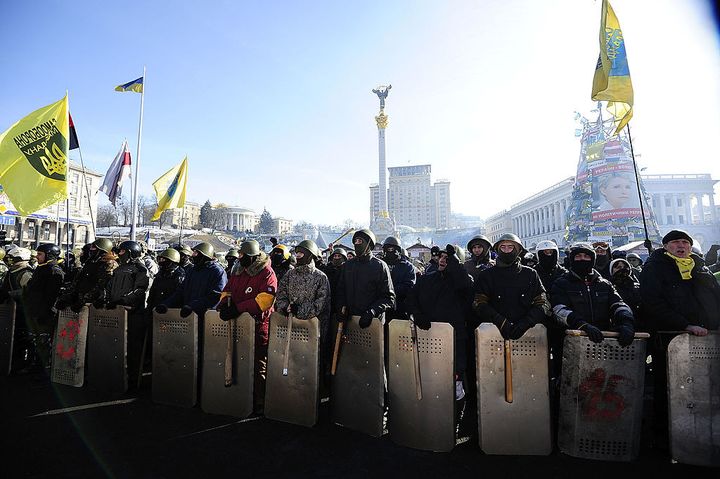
[1,0,719,226]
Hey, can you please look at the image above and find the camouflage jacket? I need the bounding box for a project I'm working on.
[275,262,331,322]
[65,253,118,305]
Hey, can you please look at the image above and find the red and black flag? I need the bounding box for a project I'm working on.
[69,113,80,150]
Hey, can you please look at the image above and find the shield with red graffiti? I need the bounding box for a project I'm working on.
[475,323,552,455]
[558,333,647,461]
[667,332,720,467]
[0,300,16,375]
[51,306,89,387]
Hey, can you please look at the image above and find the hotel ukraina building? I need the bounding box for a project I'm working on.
[485,174,720,251]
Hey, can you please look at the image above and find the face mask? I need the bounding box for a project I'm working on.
[118,251,130,264]
[497,251,519,265]
[354,237,370,257]
[331,258,344,267]
[538,252,557,270]
[226,257,237,269]
[271,254,284,267]
[295,251,313,266]
[595,253,609,268]
[239,255,253,268]
[612,268,630,279]
[384,249,398,263]
[571,260,593,278]
[192,254,208,267]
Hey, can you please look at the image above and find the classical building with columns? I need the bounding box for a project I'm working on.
[485,173,720,251]
[0,161,101,248]
[221,206,257,233]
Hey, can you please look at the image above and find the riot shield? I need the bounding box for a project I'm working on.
[388,320,455,452]
[667,332,720,467]
[86,306,128,395]
[265,312,320,427]
[152,308,198,407]
[475,323,552,455]
[51,306,89,387]
[201,311,255,418]
[558,330,647,461]
[331,315,385,437]
[0,300,16,375]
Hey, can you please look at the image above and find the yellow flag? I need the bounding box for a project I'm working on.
[151,157,188,221]
[0,96,69,215]
[591,0,633,135]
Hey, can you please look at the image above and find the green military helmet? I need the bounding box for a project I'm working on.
[93,238,114,253]
[0,248,5,261]
[383,236,401,248]
[331,247,347,260]
[492,233,524,252]
[192,242,215,259]
[225,248,239,259]
[158,248,180,263]
[178,244,193,256]
[296,239,320,259]
[353,228,376,248]
[240,239,261,257]
[467,234,491,252]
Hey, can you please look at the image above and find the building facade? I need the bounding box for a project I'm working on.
[0,161,101,248]
[222,206,256,233]
[485,174,720,251]
[370,164,451,230]
[168,201,201,229]
[272,217,293,235]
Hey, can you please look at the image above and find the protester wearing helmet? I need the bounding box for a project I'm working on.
[381,236,415,321]
[464,235,493,283]
[56,238,118,313]
[270,244,294,282]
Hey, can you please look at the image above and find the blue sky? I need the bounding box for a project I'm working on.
[1,0,719,225]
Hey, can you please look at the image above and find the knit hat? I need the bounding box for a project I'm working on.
[662,230,693,245]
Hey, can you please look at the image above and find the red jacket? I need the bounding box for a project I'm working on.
[222,253,277,345]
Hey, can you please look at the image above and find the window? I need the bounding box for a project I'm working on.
[678,215,684,224]
[665,197,671,207]
[667,215,673,225]
[677,198,683,207]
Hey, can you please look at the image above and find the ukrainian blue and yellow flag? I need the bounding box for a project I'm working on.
[591,0,633,136]
[115,77,144,93]
[151,157,188,221]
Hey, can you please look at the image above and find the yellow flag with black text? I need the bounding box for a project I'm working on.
[592,0,633,135]
[152,157,188,221]
[0,95,69,215]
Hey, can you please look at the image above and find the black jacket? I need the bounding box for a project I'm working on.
[639,249,720,331]
[385,257,416,318]
[336,254,396,317]
[472,261,549,328]
[24,260,64,329]
[534,263,568,299]
[551,270,633,330]
[147,264,185,309]
[163,259,227,316]
[323,262,344,312]
[105,259,150,310]
[407,260,473,330]
[64,253,118,305]
[463,256,494,283]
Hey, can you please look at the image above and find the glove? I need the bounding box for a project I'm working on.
[93,299,106,310]
[359,310,375,329]
[106,300,118,310]
[497,317,516,340]
[412,313,431,331]
[154,304,168,314]
[509,317,533,340]
[70,302,84,314]
[218,301,239,321]
[335,306,348,323]
[289,303,299,316]
[579,322,604,343]
[55,298,70,310]
[180,305,194,318]
[615,321,635,347]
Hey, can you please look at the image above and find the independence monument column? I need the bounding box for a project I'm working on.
[371,84,396,239]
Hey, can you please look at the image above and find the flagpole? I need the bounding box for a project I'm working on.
[625,123,652,255]
[66,199,71,261]
[179,206,185,246]
[76,146,96,240]
[130,66,146,241]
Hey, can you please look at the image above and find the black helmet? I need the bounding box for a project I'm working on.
[296,239,320,259]
[118,241,142,258]
[193,242,215,259]
[93,238,114,253]
[37,243,61,260]
[158,248,180,263]
[568,242,596,265]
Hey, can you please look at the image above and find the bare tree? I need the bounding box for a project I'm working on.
[116,195,132,226]
[97,203,117,227]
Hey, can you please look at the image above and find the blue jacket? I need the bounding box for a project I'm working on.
[163,259,227,316]
[386,257,416,316]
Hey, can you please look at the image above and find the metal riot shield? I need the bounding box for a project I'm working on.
[152,308,198,407]
[51,306,89,387]
[0,300,16,375]
[667,332,720,467]
[265,312,320,427]
[558,331,647,462]
[86,306,128,395]
[201,311,255,418]
[388,320,455,452]
[475,323,552,455]
[332,315,385,437]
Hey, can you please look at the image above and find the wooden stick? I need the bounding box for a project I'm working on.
[331,321,344,376]
[504,340,513,404]
[282,312,294,376]
[410,319,422,400]
[224,297,234,387]
[137,326,149,390]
